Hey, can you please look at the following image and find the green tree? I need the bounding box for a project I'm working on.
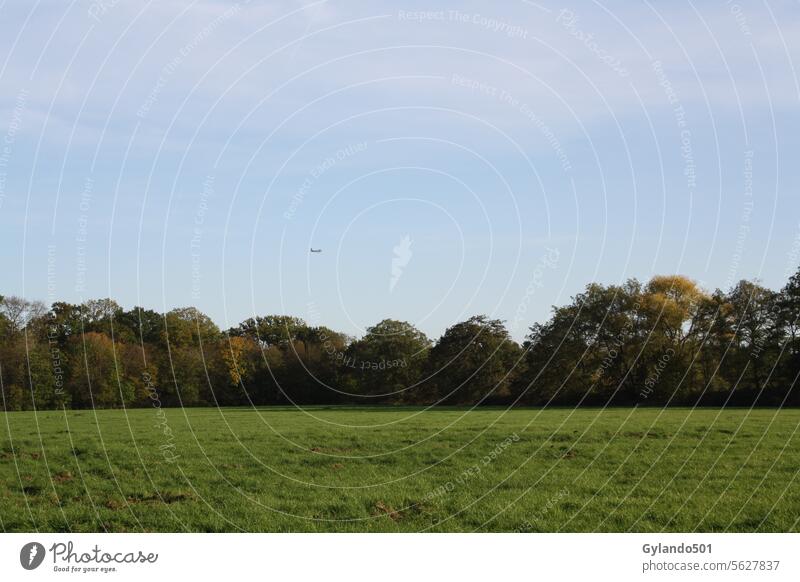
[80,298,123,336]
[777,267,800,402]
[116,307,164,345]
[516,280,644,405]
[345,319,430,401]
[233,315,306,348]
[67,332,133,408]
[162,307,220,347]
[426,316,521,404]
[726,280,781,392]
[281,326,349,404]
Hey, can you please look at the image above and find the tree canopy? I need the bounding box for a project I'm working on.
[2,268,800,410]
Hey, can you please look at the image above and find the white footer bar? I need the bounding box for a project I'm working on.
[1,533,797,581]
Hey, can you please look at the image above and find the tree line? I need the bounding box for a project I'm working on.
[2,268,799,410]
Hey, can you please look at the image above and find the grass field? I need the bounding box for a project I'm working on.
[1,406,798,532]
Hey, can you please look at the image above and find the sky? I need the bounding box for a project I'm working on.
[0,0,798,341]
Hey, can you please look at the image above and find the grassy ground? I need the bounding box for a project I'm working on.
[0,406,798,532]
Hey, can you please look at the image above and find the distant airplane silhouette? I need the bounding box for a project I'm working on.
[310,248,322,253]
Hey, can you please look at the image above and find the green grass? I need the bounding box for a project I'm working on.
[1,406,798,532]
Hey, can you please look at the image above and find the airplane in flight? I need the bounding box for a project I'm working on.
[310,248,322,253]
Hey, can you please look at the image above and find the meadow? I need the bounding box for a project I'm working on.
[1,407,798,532]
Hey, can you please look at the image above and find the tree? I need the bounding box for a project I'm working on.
[693,289,734,398]
[25,341,70,409]
[48,302,84,342]
[233,315,308,351]
[344,319,430,401]
[639,275,713,401]
[776,268,800,402]
[779,268,800,356]
[0,295,47,335]
[426,316,521,404]
[516,280,644,405]
[2,266,799,409]
[116,307,164,345]
[162,307,220,347]
[67,332,133,408]
[280,326,349,404]
[207,335,261,406]
[80,298,123,336]
[726,280,781,392]
[155,345,205,406]
[0,295,9,338]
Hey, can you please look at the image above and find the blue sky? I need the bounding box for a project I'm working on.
[1,0,798,341]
